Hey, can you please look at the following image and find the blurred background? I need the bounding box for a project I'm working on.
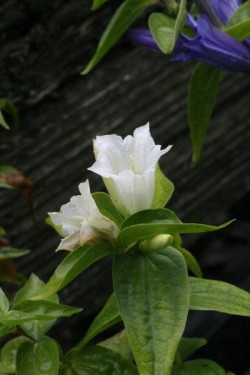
[0,1,250,373]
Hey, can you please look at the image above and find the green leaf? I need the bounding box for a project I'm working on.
[0,336,30,373]
[177,337,207,360]
[189,277,250,316]
[177,247,202,278]
[0,324,15,338]
[67,345,138,375]
[92,0,109,10]
[72,293,121,351]
[113,246,189,375]
[118,208,233,249]
[13,300,82,320]
[13,274,59,340]
[149,0,186,53]
[188,63,221,164]
[92,192,123,226]
[16,338,59,375]
[0,288,9,315]
[31,242,114,300]
[172,359,227,374]
[0,99,19,130]
[82,0,156,74]
[225,1,250,40]
[99,330,133,362]
[0,247,30,260]
[152,165,174,208]
[45,216,64,236]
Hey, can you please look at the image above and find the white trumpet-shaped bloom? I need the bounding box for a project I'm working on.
[49,180,119,251]
[88,123,172,216]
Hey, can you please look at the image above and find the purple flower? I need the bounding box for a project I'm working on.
[131,0,250,73]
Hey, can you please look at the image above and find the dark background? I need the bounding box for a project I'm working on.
[0,1,250,373]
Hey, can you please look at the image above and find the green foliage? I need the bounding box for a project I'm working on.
[0,336,30,373]
[16,338,59,375]
[113,247,189,375]
[188,63,221,164]
[177,337,207,360]
[72,293,121,351]
[149,0,186,53]
[66,346,138,374]
[82,0,156,74]
[0,99,19,130]
[93,192,123,226]
[225,1,250,40]
[172,359,227,374]
[99,330,133,362]
[117,208,233,249]
[152,165,174,208]
[0,247,30,260]
[189,277,250,316]
[31,242,114,300]
[92,0,109,10]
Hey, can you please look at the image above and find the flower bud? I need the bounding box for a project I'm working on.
[139,234,173,253]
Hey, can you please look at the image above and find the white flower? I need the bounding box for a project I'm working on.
[88,123,172,217]
[48,180,119,251]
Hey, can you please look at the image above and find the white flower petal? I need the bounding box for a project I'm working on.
[49,179,118,251]
[56,232,80,251]
[89,123,172,216]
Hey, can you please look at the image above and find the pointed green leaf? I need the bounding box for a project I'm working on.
[0,247,30,260]
[118,208,233,249]
[92,0,109,10]
[113,246,189,375]
[0,336,30,373]
[67,345,138,374]
[172,359,227,374]
[178,247,202,278]
[14,274,53,304]
[92,192,123,226]
[13,300,82,320]
[189,277,250,316]
[188,63,221,164]
[16,338,59,375]
[224,19,250,40]
[72,293,120,351]
[152,165,174,208]
[225,1,250,40]
[14,274,59,340]
[177,337,207,360]
[149,0,186,53]
[31,242,114,300]
[99,330,133,362]
[82,0,156,74]
[0,288,9,315]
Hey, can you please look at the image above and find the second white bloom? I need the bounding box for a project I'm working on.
[88,123,172,216]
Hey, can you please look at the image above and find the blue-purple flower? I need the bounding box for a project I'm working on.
[131,0,250,73]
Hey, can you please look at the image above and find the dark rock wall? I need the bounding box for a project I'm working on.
[0,0,250,369]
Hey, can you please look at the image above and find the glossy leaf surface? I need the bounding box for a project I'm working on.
[16,338,59,375]
[32,242,113,300]
[83,0,156,74]
[188,63,221,164]
[189,277,250,316]
[149,0,186,53]
[113,246,189,375]
[67,345,138,374]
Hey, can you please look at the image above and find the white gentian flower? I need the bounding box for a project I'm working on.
[49,180,119,251]
[88,123,172,217]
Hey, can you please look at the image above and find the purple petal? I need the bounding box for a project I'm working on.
[208,0,242,25]
[129,29,159,51]
[173,15,250,73]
